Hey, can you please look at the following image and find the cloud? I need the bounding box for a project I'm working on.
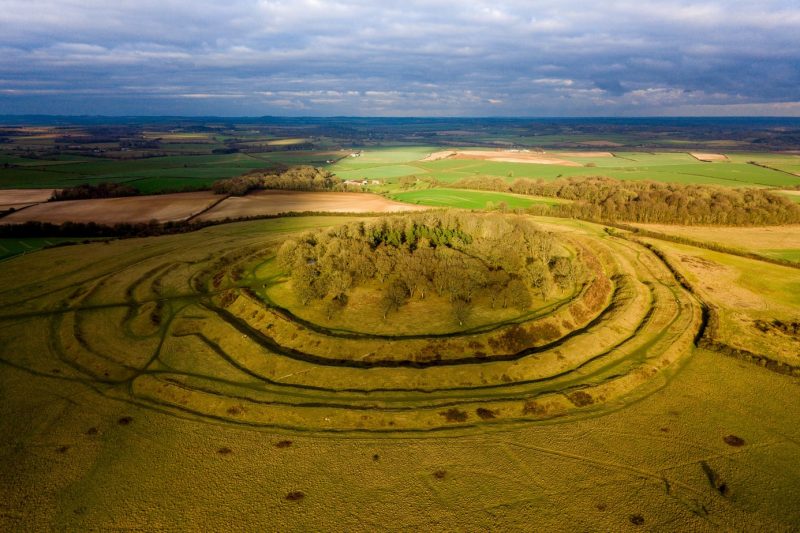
[0,1,798,115]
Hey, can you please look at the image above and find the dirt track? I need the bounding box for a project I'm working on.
[196,191,427,221]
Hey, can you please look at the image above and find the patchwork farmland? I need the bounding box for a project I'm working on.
[1,118,800,530]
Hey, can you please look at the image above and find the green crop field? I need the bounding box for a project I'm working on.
[321,147,800,189]
[3,132,800,194]
[390,188,561,209]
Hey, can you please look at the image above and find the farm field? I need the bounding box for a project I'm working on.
[390,188,563,209]
[630,223,800,263]
[196,190,426,221]
[0,152,336,193]
[326,147,800,189]
[0,214,798,530]
[0,191,221,225]
[0,237,88,261]
[2,118,800,530]
[3,120,800,196]
[0,188,56,209]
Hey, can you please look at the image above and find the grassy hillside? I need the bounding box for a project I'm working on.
[0,213,798,530]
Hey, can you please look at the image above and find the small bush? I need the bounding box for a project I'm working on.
[723,435,745,447]
[440,408,468,423]
[285,491,305,501]
[567,391,594,407]
[476,408,496,420]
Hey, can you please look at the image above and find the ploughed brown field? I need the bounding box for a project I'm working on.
[0,188,57,210]
[1,191,220,224]
[690,152,729,162]
[420,149,611,166]
[195,190,427,221]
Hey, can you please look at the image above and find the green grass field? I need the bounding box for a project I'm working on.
[390,188,562,209]
[0,237,88,261]
[3,142,799,193]
[323,147,800,189]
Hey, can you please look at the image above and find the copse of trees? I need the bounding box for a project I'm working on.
[277,212,577,324]
[212,165,340,195]
[448,176,800,226]
[50,182,140,201]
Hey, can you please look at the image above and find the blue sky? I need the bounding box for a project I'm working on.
[1,0,799,116]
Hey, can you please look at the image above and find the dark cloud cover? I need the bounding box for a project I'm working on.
[1,0,798,116]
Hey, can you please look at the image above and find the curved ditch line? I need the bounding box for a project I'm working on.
[72,311,151,373]
[130,325,694,434]
[244,238,594,340]
[50,297,185,385]
[134,371,628,414]
[245,281,587,341]
[0,286,246,321]
[193,286,659,396]
[49,312,127,384]
[28,287,695,432]
[158,306,659,403]
[121,262,179,324]
[634,238,800,377]
[140,295,686,410]
[203,280,624,369]
[167,281,654,396]
[0,246,185,310]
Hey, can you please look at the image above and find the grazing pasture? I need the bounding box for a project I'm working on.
[324,147,800,189]
[0,215,798,530]
[630,223,800,263]
[3,119,800,531]
[390,188,562,209]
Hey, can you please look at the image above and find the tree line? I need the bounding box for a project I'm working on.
[447,176,800,226]
[277,212,577,324]
[50,182,140,201]
[211,165,340,195]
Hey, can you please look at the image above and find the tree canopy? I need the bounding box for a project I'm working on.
[449,176,800,226]
[212,166,339,195]
[277,212,576,324]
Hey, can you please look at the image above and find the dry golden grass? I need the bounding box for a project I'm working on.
[641,238,800,367]
[631,223,800,253]
[2,215,798,531]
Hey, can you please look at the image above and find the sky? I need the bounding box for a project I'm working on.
[1,0,799,117]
